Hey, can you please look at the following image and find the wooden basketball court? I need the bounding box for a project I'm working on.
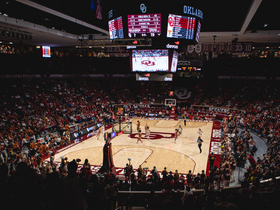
[54,118,213,175]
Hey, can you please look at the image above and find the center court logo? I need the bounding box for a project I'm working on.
[130,132,175,140]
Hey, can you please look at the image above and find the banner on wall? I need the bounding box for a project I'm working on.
[195,44,202,54]
[218,43,225,54]
[203,43,209,53]
[226,42,233,54]
[187,45,194,54]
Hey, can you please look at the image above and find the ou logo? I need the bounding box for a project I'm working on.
[140,3,147,13]
[174,89,191,100]
[130,132,175,140]
[168,17,174,26]
[141,60,155,66]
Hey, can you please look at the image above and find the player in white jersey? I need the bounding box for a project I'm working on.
[101,124,105,139]
[96,126,101,140]
[178,125,183,136]
[145,123,148,136]
[198,128,203,137]
[146,126,150,141]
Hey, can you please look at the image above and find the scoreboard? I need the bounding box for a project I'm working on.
[167,14,196,40]
[107,2,203,45]
[108,16,124,40]
[128,13,161,37]
[116,107,124,116]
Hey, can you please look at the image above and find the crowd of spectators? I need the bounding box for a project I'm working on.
[0,77,280,209]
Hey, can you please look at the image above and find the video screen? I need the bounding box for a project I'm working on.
[128,13,161,38]
[167,14,196,40]
[131,49,169,72]
[170,50,178,73]
[108,16,124,39]
[42,46,51,58]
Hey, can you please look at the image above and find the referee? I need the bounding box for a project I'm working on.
[197,136,204,153]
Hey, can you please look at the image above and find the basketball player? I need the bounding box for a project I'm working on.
[198,128,203,137]
[137,130,143,144]
[178,125,183,136]
[144,123,148,136]
[174,129,179,143]
[96,126,101,140]
[137,120,140,132]
[146,126,150,141]
[101,124,105,139]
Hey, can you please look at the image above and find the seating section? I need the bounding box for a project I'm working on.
[0,75,280,209]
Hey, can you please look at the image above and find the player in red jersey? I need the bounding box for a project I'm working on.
[174,129,179,143]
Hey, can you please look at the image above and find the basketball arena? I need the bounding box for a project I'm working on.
[0,0,279,209]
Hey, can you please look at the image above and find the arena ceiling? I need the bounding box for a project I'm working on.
[0,0,279,48]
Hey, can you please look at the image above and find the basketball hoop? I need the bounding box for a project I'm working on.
[165,99,176,108]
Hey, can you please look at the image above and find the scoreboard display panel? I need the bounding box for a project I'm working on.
[167,14,196,40]
[108,16,124,39]
[127,13,161,37]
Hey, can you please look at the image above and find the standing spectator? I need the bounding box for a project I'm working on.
[106,178,118,210]
[186,170,193,188]
[213,169,221,191]
[62,160,86,210]
[248,153,256,169]
[209,152,216,171]
[224,168,231,187]
[137,165,143,179]
[162,167,168,180]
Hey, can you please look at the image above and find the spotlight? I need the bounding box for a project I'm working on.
[264,23,268,28]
